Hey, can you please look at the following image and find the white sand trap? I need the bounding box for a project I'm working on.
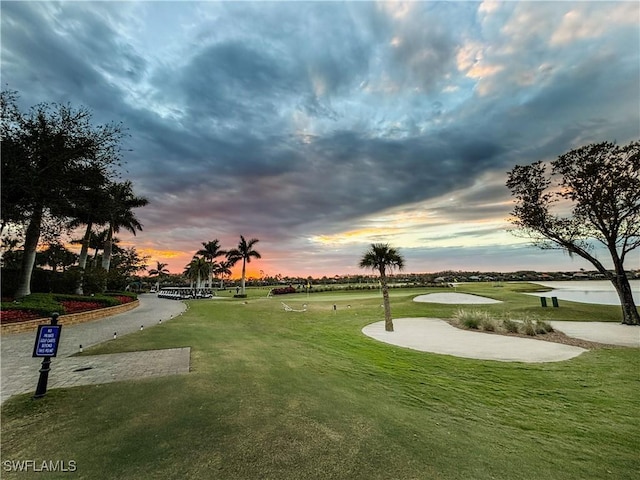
[362,318,586,363]
[413,293,502,304]
[549,321,639,347]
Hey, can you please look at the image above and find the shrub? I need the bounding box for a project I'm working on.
[535,320,554,334]
[271,287,297,295]
[502,318,521,334]
[2,293,62,315]
[1,292,130,322]
[79,268,108,295]
[112,295,135,304]
[53,294,120,308]
[59,300,105,314]
[452,309,493,330]
[522,319,537,336]
[480,317,497,332]
[0,308,47,324]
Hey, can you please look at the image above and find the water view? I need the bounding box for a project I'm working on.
[527,280,640,306]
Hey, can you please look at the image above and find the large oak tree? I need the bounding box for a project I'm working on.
[506,141,639,325]
[1,91,125,297]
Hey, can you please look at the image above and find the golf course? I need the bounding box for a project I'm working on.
[1,283,638,479]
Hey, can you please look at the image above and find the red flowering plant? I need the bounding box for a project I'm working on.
[113,295,134,304]
[1,292,137,325]
[271,286,298,295]
[0,309,43,324]
[59,300,105,314]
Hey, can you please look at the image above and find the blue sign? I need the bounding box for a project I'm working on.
[32,325,62,357]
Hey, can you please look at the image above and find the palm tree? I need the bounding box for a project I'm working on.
[90,228,116,267]
[183,256,210,289]
[67,179,112,294]
[149,261,170,291]
[37,243,78,272]
[196,240,226,289]
[359,243,405,332]
[214,260,233,289]
[226,236,261,296]
[102,181,148,274]
[70,228,118,267]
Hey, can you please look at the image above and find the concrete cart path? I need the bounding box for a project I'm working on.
[1,294,188,404]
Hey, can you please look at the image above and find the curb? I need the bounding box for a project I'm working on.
[0,300,140,335]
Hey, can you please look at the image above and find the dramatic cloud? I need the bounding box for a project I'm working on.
[2,1,638,276]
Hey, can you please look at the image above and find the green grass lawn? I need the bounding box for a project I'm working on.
[2,283,638,479]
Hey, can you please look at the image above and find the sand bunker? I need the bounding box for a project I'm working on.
[362,318,585,363]
[549,321,640,348]
[413,293,502,304]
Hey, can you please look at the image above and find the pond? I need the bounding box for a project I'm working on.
[526,280,640,306]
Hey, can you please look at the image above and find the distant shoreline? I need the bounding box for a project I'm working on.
[525,280,640,307]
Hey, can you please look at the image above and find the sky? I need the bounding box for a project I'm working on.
[2,1,639,278]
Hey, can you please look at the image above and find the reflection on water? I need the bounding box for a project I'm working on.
[527,280,640,306]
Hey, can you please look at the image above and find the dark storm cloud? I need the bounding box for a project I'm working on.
[176,40,302,124]
[1,2,143,114]
[2,1,638,273]
[2,1,499,226]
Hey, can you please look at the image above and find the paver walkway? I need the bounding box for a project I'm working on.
[1,294,188,404]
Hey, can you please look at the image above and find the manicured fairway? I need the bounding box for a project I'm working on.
[2,284,638,479]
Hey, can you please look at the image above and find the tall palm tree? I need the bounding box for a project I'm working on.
[149,261,170,291]
[226,236,261,296]
[183,256,210,289]
[67,178,112,294]
[214,260,233,289]
[102,180,148,273]
[359,243,405,332]
[196,239,226,289]
[90,228,116,267]
[70,228,117,267]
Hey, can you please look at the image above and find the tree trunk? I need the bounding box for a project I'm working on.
[77,223,92,270]
[611,273,640,326]
[241,259,246,295]
[74,222,93,295]
[380,268,393,332]
[606,248,640,325]
[101,225,113,272]
[15,207,43,298]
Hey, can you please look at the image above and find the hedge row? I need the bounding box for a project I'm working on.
[0,292,137,324]
[271,286,297,295]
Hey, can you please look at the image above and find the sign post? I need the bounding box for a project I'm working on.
[33,313,62,399]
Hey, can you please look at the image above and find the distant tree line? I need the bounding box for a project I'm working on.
[149,236,262,298]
